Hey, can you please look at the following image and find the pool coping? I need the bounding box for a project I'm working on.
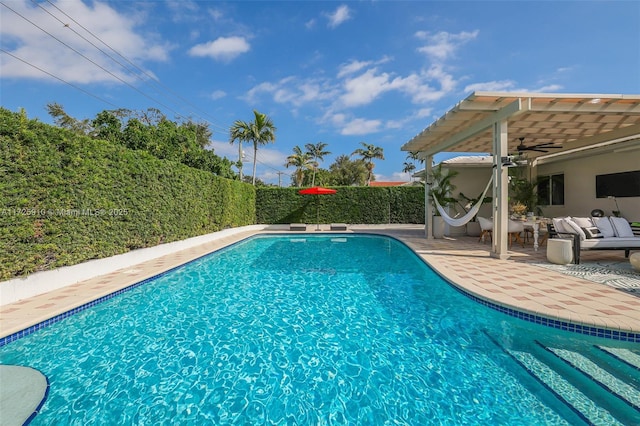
[1,225,639,345]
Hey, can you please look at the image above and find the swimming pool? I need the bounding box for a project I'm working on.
[1,234,639,424]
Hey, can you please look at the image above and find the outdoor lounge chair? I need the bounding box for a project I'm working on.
[330,223,348,231]
[290,223,307,231]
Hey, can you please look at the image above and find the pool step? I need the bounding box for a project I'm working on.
[507,349,624,426]
[546,347,640,412]
[597,346,640,371]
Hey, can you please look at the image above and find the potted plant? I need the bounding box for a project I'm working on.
[457,191,493,237]
[509,176,543,217]
[428,164,458,238]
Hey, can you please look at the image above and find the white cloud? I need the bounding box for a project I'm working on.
[425,65,456,92]
[209,140,238,158]
[337,56,391,78]
[188,36,250,61]
[0,0,170,84]
[385,107,433,130]
[253,147,289,168]
[210,90,226,100]
[211,140,288,177]
[337,60,373,78]
[464,80,517,93]
[325,5,352,28]
[340,117,382,135]
[416,30,479,62]
[320,112,381,135]
[208,9,224,21]
[536,84,563,92]
[416,108,433,118]
[246,76,338,107]
[339,62,457,108]
[385,119,405,130]
[165,0,200,22]
[340,69,395,107]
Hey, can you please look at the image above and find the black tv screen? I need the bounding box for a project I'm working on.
[596,170,640,198]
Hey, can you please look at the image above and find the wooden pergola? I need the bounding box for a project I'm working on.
[402,91,640,259]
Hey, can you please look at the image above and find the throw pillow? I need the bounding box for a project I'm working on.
[572,217,594,228]
[582,226,604,239]
[553,217,571,234]
[610,216,635,238]
[593,216,616,238]
[563,217,586,240]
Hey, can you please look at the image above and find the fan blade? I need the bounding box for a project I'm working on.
[532,143,562,149]
[533,142,555,147]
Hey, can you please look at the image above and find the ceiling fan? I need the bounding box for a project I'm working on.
[516,137,562,153]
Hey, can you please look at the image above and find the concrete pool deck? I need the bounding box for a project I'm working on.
[1,224,639,342]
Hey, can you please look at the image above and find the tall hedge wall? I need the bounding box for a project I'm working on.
[0,108,255,280]
[256,186,425,225]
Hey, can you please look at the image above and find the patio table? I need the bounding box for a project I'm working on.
[522,218,549,251]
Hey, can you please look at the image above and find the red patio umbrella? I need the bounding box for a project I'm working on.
[298,186,337,195]
[298,187,337,230]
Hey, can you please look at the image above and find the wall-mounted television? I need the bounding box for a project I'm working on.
[595,170,640,198]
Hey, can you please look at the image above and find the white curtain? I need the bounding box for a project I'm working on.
[433,175,494,227]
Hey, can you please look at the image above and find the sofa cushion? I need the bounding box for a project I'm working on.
[580,237,640,249]
[582,226,604,239]
[572,217,593,228]
[593,216,616,238]
[553,217,572,234]
[610,217,635,238]
[563,217,586,240]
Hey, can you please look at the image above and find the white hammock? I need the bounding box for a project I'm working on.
[433,175,494,227]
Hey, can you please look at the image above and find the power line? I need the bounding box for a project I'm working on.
[1,1,185,119]
[0,48,119,109]
[1,2,292,178]
[37,0,230,134]
[243,151,291,176]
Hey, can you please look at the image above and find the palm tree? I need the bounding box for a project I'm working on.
[406,151,424,165]
[229,110,276,185]
[351,142,384,186]
[402,161,416,180]
[305,142,331,187]
[285,145,314,187]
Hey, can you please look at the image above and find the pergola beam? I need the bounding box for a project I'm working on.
[413,99,524,157]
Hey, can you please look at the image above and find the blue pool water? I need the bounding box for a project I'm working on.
[1,234,639,425]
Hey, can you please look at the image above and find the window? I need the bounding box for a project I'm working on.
[537,174,564,206]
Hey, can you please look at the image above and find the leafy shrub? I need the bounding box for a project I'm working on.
[256,186,425,224]
[0,108,254,280]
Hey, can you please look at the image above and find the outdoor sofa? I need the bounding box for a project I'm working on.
[547,216,640,264]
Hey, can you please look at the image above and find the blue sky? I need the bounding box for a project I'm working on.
[2,1,639,186]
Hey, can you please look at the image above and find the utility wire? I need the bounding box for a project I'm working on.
[1,1,184,120]
[39,0,230,133]
[0,48,119,109]
[243,150,292,176]
[2,2,290,178]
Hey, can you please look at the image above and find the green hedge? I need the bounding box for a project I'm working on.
[0,108,255,280]
[256,186,425,225]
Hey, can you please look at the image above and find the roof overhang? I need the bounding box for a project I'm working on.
[402,91,640,158]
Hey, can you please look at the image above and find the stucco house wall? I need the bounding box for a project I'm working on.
[537,149,640,222]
